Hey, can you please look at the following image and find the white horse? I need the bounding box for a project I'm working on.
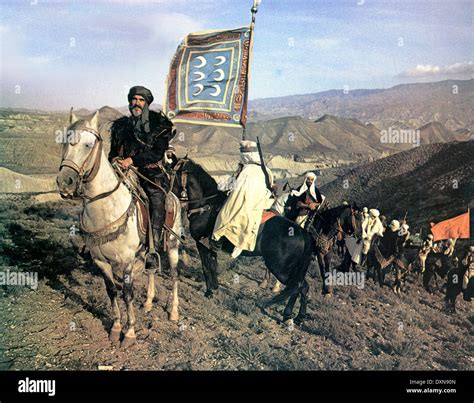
[57,110,182,349]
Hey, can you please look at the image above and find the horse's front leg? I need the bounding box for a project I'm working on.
[323,251,333,295]
[95,259,121,347]
[168,238,180,321]
[121,262,136,349]
[197,242,219,298]
[283,294,298,322]
[294,280,309,325]
[141,252,155,313]
[377,264,384,287]
[316,252,330,295]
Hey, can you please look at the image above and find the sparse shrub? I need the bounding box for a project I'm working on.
[3,220,82,279]
[222,291,257,317]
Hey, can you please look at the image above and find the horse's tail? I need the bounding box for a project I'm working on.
[269,232,313,305]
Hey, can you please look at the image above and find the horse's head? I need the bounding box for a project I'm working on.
[57,110,102,198]
[170,157,225,210]
[340,203,357,233]
[309,203,353,235]
[168,157,191,202]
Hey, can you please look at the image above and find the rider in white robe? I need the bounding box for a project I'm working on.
[212,141,274,258]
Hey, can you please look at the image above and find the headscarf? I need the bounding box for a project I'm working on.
[389,219,400,231]
[369,208,380,218]
[398,223,410,236]
[163,145,176,165]
[291,172,318,200]
[240,141,260,165]
[128,85,154,137]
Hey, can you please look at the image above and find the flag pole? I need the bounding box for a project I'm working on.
[242,0,260,141]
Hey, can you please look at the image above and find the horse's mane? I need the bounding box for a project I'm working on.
[319,205,349,221]
[183,159,223,196]
[311,204,351,233]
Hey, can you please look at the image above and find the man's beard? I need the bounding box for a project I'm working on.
[130,105,143,117]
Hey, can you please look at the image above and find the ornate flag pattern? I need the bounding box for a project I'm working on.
[164,27,252,128]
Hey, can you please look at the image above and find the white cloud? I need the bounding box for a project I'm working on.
[396,62,474,79]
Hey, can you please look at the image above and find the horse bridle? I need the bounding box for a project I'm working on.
[59,127,121,202]
[169,158,221,217]
[60,127,102,182]
[307,207,348,243]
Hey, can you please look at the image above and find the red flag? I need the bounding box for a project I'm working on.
[430,210,470,241]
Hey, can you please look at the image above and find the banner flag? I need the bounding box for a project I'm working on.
[164,27,252,128]
[430,210,470,241]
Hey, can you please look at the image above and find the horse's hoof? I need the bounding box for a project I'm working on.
[205,290,214,299]
[109,328,121,347]
[259,280,268,289]
[143,302,153,313]
[169,311,179,321]
[323,293,332,299]
[282,315,292,323]
[294,316,304,326]
[120,335,136,349]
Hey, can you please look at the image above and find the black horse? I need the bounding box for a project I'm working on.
[445,258,473,312]
[171,158,352,323]
[305,204,355,295]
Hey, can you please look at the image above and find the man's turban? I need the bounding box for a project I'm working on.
[128,86,154,105]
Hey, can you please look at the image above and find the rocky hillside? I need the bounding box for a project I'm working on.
[0,102,470,182]
[0,168,56,193]
[321,140,474,230]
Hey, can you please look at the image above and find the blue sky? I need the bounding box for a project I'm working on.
[0,0,472,110]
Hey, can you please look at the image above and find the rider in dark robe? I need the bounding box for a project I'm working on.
[109,86,176,248]
[378,220,401,257]
[290,172,323,228]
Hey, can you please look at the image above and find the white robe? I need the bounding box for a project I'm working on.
[362,216,384,254]
[345,236,363,264]
[212,163,274,251]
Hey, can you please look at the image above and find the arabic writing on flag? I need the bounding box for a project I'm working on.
[164,27,252,128]
[430,210,470,241]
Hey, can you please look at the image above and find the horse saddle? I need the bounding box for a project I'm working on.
[113,165,178,246]
[261,209,278,225]
[202,209,279,252]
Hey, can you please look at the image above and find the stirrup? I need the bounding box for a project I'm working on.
[145,250,161,273]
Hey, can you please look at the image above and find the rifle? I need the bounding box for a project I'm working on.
[256,137,272,192]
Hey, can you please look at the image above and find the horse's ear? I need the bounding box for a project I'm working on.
[89,110,100,130]
[69,107,79,125]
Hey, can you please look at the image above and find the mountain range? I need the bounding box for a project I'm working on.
[249,79,474,133]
